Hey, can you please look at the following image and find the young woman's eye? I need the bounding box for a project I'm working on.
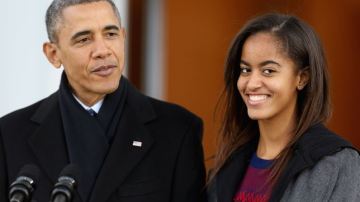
[240,67,251,74]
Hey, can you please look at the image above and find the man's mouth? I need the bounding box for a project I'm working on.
[91,65,117,76]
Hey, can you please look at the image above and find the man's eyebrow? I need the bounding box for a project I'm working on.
[70,25,120,41]
[71,30,91,41]
[104,25,120,31]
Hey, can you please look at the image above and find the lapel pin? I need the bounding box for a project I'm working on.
[132,141,142,147]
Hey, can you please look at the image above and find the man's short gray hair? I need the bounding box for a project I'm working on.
[46,0,121,43]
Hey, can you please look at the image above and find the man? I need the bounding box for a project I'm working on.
[0,0,206,201]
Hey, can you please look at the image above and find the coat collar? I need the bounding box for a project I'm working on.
[28,78,157,202]
[269,124,354,201]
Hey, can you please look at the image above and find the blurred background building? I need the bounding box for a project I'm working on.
[1,0,359,170]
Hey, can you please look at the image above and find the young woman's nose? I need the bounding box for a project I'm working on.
[246,72,263,90]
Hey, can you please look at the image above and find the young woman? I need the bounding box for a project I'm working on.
[207,13,360,202]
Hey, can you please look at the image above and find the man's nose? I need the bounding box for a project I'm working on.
[92,38,111,59]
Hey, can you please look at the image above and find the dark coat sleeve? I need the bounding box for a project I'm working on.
[170,116,207,202]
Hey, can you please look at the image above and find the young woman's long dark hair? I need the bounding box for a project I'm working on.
[210,13,331,184]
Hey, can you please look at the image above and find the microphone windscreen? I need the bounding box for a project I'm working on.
[59,164,80,182]
[17,164,40,182]
[9,164,41,201]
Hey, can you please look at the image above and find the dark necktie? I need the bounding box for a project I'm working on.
[87,108,97,116]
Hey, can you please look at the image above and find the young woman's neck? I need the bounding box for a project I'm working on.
[256,111,296,160]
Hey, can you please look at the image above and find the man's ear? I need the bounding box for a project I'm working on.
[43,42,62,68]
[297,67,310,90]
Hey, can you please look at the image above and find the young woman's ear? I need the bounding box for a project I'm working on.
[43,42,62,68]
[297,67,310,90]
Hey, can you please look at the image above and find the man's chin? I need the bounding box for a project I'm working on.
[95,78,121,93]
[98,85,120,95]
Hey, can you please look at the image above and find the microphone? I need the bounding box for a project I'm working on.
[9,164,40,202]
[51,164,80,202]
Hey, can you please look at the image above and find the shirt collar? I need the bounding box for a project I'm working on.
[72,94,104,114]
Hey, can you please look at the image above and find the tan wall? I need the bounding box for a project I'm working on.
[163,0,360,169]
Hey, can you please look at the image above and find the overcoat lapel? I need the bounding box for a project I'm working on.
[28,93,69,183]
[89,85,156,202]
